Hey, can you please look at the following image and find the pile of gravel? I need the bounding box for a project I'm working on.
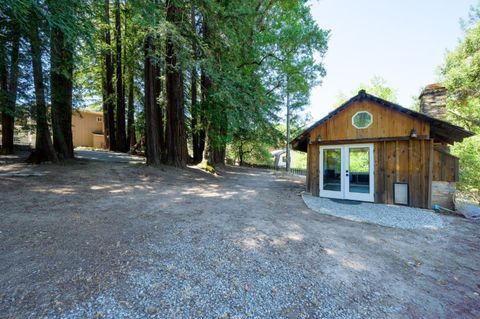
[303,195,444,230]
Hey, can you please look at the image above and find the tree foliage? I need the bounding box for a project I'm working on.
[441,4,480,190]
[358,76,398,103]
[334,75,398,107]
[441,9,480,133]
[1,0,328,168]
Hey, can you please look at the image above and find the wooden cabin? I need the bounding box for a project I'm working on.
[291,85,474,209]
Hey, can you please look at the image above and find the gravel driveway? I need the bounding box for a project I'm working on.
[74,150,145,164]
[303,195,444,230]
[1,157,479,318]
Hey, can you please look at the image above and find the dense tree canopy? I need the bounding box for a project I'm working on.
[441,9,480,132]
[0,0,328,168]
[441,4,480,191]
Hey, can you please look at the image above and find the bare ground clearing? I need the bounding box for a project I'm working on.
[0,154,479,318]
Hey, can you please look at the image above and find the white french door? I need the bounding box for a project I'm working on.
[319,144,374,202]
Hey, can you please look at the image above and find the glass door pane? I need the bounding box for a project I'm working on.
[322,148,342,191]
[348,147,370,193]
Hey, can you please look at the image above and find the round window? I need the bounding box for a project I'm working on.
[352,111,373,129]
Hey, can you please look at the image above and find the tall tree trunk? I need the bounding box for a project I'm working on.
[0,26,8,153]
[144,35,162,165]
[200,27,212,166]
[200,16,224,165]
[202,121,211,163]
[0,27,9,154]
[50,26,74,159]
[124,4,135,148]
[239,141,244,166]
[1,22,20,154]
[191,66,201,163]
[285,75,291,172]
[101,70,110,149]
[198,120,206,159]
[210,140,226,165]
[165,0,187,168]
[211,107,227,165]
[190,6,202,163]
[154,61,166,160]
[126,71,136,147]
[104,0,116,151]
[27,15,57,163]
[114,0,128,152]
[200,68,214,165]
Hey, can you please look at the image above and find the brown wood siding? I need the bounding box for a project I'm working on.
[308,100,430,142]
[308,139,433,208]
[433,150,459,182]
[374,141,385,203]
[307,143,319,196]
[373,139,433,208]
[303,99,437,208]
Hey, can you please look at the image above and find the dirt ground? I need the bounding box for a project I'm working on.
[1,153,479,318]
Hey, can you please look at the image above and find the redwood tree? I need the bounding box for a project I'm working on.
[114,0,128,152]
[190,6,204,163]
[165,0,187,167]
[126,71,136,147]
[0,25,9,154]
[144,34,162,164]
[27,12,57,163]
[104,0,116,151]
[200,14,225,165]
[1,22,20,154]
[50,25,74,159]
[155,61,166,158]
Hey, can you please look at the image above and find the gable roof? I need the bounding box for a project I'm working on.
[75,109,103,116]
[291,90,474,152]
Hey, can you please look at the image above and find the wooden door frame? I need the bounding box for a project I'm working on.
[319,145,344,199]
[344,144,375,202]
[319,143,375,202]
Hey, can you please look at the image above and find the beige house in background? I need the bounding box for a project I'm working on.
[72,110,106,149]
[1,110,107,149]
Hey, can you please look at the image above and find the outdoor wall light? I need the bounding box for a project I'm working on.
[410,128,417,138]
[316,135,322,142]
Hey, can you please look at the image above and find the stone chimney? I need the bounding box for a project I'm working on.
[419,83,447,120]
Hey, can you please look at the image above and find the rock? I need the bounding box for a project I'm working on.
[145,306,158,315]
[454,191,480,220]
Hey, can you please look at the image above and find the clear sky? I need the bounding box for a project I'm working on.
[306,0,478,120]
